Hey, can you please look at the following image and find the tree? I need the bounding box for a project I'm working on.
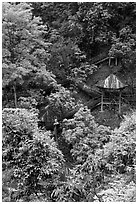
[31,2,86,82]
[2,2,53,107]
[109,26,136,70]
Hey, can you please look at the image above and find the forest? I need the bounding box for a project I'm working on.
[2,2,136,202]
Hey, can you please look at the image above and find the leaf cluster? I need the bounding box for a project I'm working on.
[2,108,64,201]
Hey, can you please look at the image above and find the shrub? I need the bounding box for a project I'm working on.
[41,86,78,126]
[18,97,38,109]
[58,106,111,201]
[103,111,136,174]
[2,108,64,201]
[62,106,111,164]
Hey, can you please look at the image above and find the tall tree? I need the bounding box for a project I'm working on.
[2,2,55,107]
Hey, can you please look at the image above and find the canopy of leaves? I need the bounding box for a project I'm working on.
[2,2,136,202]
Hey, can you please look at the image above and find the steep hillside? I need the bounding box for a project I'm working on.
[2,2,136,202]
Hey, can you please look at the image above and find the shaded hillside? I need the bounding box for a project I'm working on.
[2,2,136,202]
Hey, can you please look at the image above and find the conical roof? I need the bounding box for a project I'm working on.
[96,74,127,89]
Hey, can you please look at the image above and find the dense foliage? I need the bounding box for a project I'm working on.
[2,107,136,202]
[2,2,136,202]
[2,108,65,201]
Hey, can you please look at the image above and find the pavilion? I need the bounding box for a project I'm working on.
[96,74,128,113]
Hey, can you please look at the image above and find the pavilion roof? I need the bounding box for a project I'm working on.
[96,74,127,89]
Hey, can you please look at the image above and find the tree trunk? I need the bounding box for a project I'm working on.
[13,85,17,108]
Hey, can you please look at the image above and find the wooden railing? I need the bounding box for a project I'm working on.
[91,50,109,65]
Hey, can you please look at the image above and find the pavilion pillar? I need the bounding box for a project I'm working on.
[119,91,122,114]
[100,90,104,112]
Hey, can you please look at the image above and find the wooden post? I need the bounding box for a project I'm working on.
[119,91,121,114]
[100,90,104,112]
